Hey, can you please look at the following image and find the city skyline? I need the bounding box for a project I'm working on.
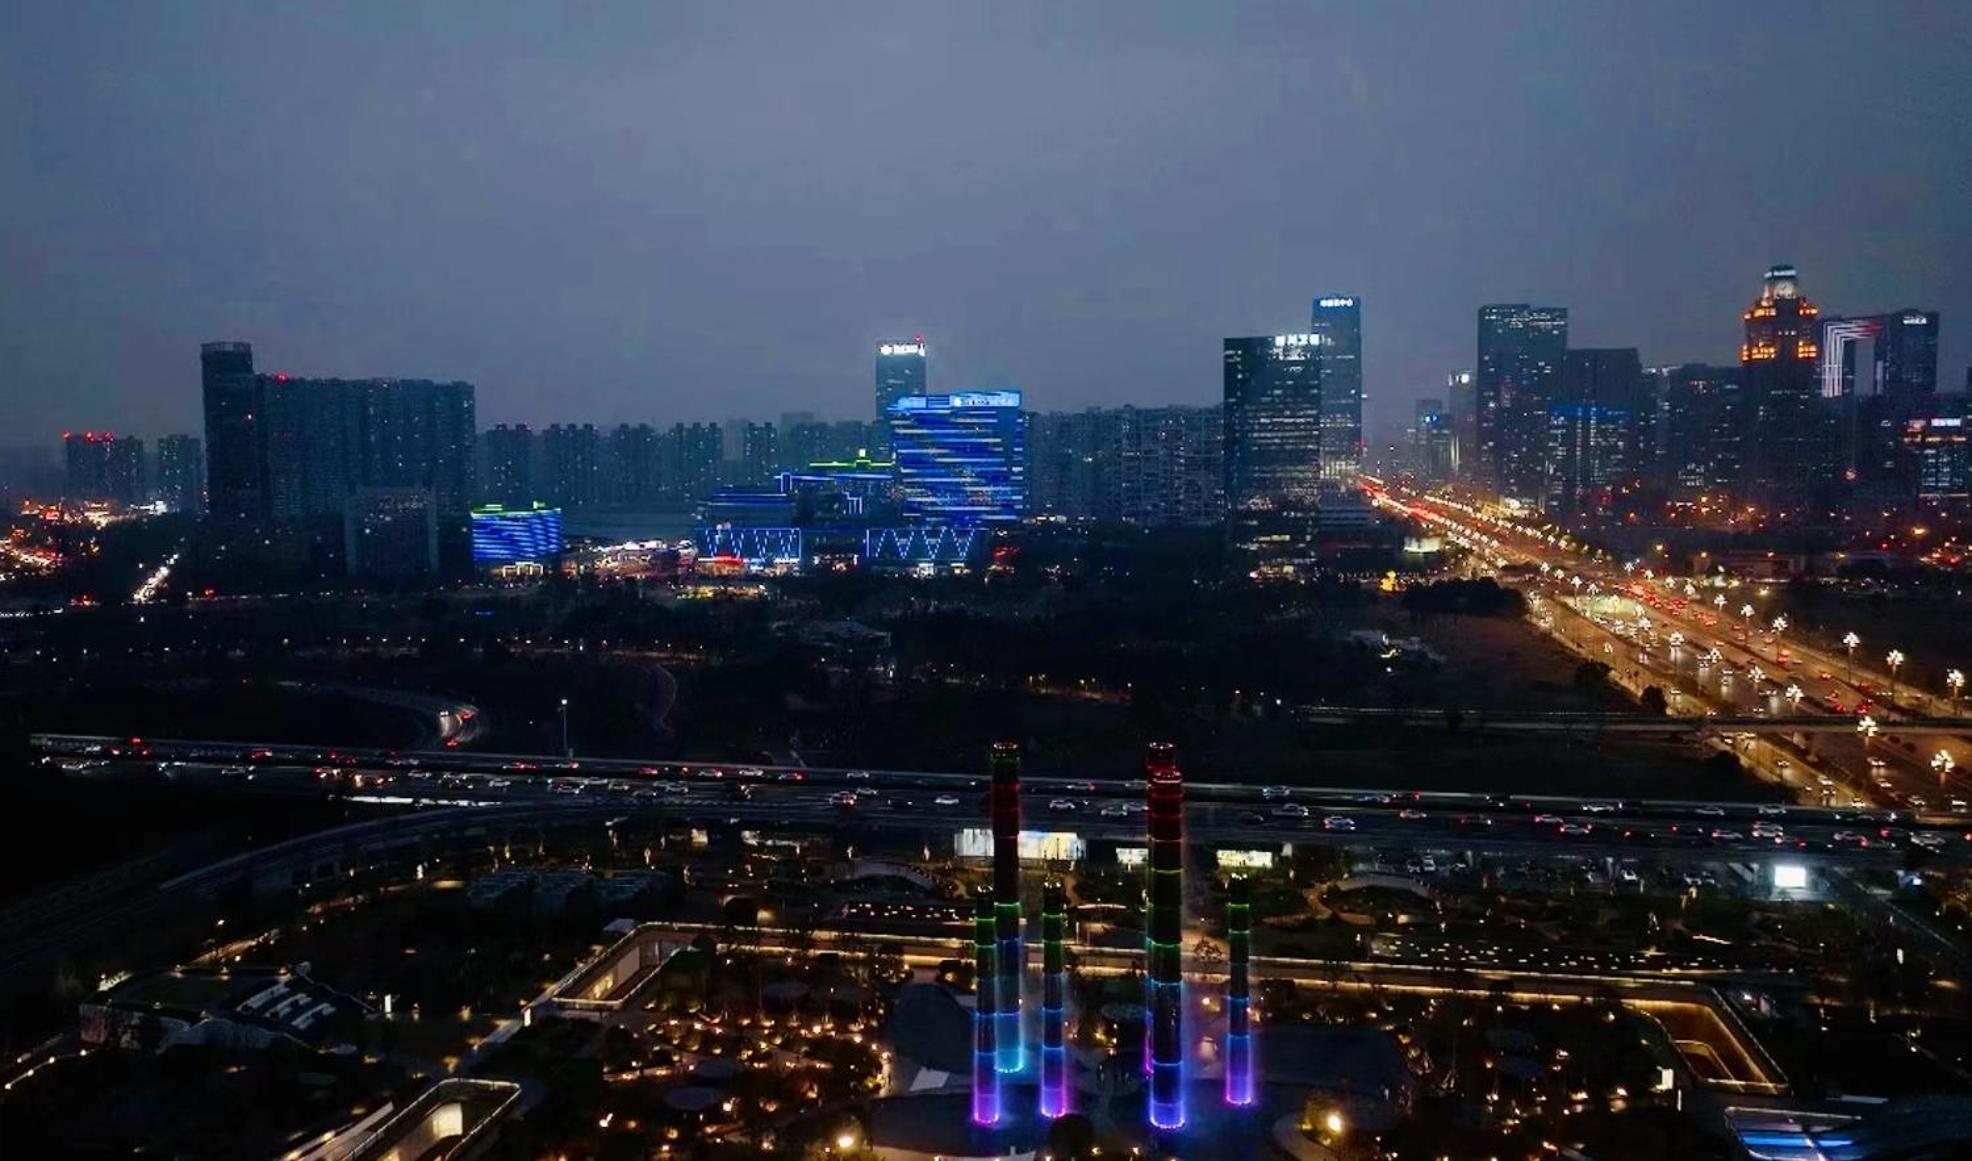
[3,4,1968,448]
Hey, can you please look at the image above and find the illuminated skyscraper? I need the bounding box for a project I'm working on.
[875,338,927,451]
[989,742,1024,1073]
[1820,309,1941,502]
[1741,265,1825,512]
[1224,334,1324,513]
[1476,305,1568,500]
[1311,295,1363,481]
[890,391,1026,523]
[1144,742,1185,1131]
[1652,364,1743,498]
[1445,370,1476,481]
[1546,348,1642,514]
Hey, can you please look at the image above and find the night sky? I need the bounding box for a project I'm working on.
[3,2,1968,448]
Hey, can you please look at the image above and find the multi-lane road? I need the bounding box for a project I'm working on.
[1379,485,1972,815]
[30,732,1972,866]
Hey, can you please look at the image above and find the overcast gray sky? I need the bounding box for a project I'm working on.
[3,1,1968,447]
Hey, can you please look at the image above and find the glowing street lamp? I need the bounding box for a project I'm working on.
[1843,631,1860,683]
[1785,684,1803,710]
[1949,669,1966,715]
[1858,716,1880,744]
[1933,749,1955,789]
[1714,594,1727,612]
[1887,650,1906,700]
[1740,604,1755,621]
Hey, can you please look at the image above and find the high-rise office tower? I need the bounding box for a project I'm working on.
[1819,309,1941,503]
[1144,742,1185,1131]
[482,424,536,506]
[890,391,1026,523]
[1651,365,1744,499]
[1311,295,1363,481]
[989,742,1024,1074]
[1741,265,1826,513]
[1224,334,1325,513]
[1477,305,1568,500]
[875,338,928,450]
[1546,348,1642,513]
[201,341,259,520]
[155,434,204,513]
[62,431,143,505]
[1039,879,1068,1119]
[1445,370,1477,480]
[1410,399,1455,484]
[1224,875,1254,1108]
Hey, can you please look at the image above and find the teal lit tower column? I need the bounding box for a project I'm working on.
[1040,879,1068,1118]
[1225,876,1255,1107]
[989,742,1024,1073]
[972,897,1001,1126]
[1145,742,1185,1130]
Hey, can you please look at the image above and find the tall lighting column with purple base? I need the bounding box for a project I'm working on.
[1145,742,1186,1131]
[1225,875,1255,1107]
[1040,879,1068,1118]
[989,742,1024,1073]
[972,896,1001,1126]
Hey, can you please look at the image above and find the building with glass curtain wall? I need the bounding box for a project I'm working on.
[1310,296,1363,481]
[470,503,565,565]
[1223,334,1324,513]
[889,390,1026,523]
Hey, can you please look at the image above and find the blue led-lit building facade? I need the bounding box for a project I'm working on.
[470,503,564,565]
[889,391,1026,524]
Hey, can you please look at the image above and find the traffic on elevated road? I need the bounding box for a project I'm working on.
[30,731,1972,866]
[1374,484,1972,820]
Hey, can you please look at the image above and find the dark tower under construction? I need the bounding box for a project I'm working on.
[1145,742,1186,1130]
[989,742,1024,1073]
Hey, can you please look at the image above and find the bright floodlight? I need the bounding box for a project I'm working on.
[1773,864,1808,891]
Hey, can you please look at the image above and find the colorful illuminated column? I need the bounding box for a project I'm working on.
[1224,875,1255,1107]
[972,897,1001,1127]
[1040,879,1069,1118]
[990,741,1024,1073]
[1145,742,1186,1131]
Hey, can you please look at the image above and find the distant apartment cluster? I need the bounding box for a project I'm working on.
[199,341,477,580]
[1400,266,1962,520]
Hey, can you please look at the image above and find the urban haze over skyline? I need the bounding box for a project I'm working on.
[3,3,1969,448]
